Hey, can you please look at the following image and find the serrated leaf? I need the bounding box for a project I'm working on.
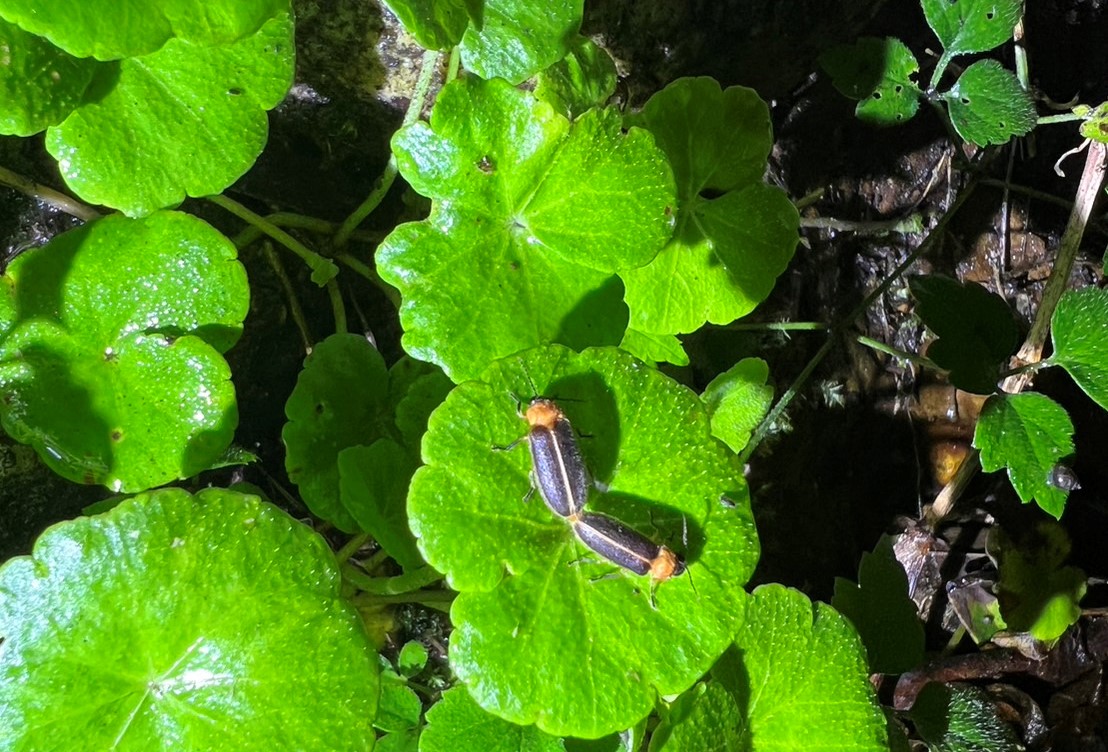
[409,345,758,737]
[1076,102,1108,144]
[381,0,474,50]
[378,76,675,382]
[941,60,1037,146]
[0,18,98,136]
[730,586,887,751]
[820,37,921,126]
[832,536,925,674]
[909,683,1021,752]
[973,393,1074,519]
[921,0,1023,57]
[668,586,886,752]
[45,13,294,217]
[0,0,289,60]
[534,36,617,120]
[649,682,741,752]
[910,275,1020,393]
[0,488,378,751]
[990,522,1085,643]
[377,657,424,733]
[619,328,689,366]
[0,211,247,492]
[1051,286,1108,411]
[622,77,798,336]
[421,686,565,752]
[458,0,583,85]
[701,358,773,454]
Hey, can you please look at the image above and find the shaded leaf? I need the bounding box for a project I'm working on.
[534,36,617,120]
[458,0,583,85]
[820,37,921,125]
[1051,286,1108,411]
[909,683,1020,752]
[941,60,1036,146]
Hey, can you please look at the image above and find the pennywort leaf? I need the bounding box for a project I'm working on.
[534,36,618,120]
[0,211,248,492]
[378,76,675,382]
[0,0,289,60]
[421,686,565,752]
[1050,286,1108,411]
[622,77,799,338]
[701,357,773,455]
[0,488,379,751]
[45,12,294,216]
[409,345,757,737]
[458,0,583,85]
[380,0,475,50]
[0,18,97,136]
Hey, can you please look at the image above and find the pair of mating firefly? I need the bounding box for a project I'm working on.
[515,397,687,593]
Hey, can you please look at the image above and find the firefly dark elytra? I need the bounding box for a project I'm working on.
[571,511,686,583]
[524,398,590,520]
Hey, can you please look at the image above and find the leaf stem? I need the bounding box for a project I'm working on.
[343,563,445,596]
[0,165,101,222]
[207,194,338,284]
[333,49,441,248]
[740,174,983,463]
[260,240,314,353]
[724,321,828,332]
[854,335,938,369]
[335,532,372,564]
[327,277,348,334]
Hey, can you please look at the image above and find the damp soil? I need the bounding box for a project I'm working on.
[2,0,1108,745]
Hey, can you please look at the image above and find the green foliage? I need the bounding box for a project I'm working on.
[398,640,429,676]
[283,334,450,552]
[821,0,1035,145]
[378,75,676,382]
[990,523,1085,644]
[377,654,424,734]
[909,275,1020,394]
[651,586,887,751]
[534,37,618,120]
[421,686,565,752]
[0,488,379,751]
[619,328,689,367]
[1073,102,1108,143]
[0,18,97,136]
[46,12,294,217]
[908,683,1021,752]
[0,211,247,492]
[623,77,799,341]
[820,37,921,125]
[832,536,925,674]
[941,60,1038,146]
[701,357,774,454]
[380,0,475,50]
[1049,286,1108,411]
[408,345,758,737]
[459,0,583,85]
[974,393,1075,519]
[0,0,288,60]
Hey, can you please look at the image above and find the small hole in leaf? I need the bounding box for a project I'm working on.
[509,261,520,270]
[111,430,123,442]
[228,87,243,96]
[477,156,494,173]
[986,10,995,19]
[894,85,903,93]
[315,403,325,415]
[700,188,725,200]
[896,113,904,120]
[961,97,971,105]
[872,91,883,100]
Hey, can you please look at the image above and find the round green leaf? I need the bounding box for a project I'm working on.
[459,0,583,85]
[45,12,294,217]
[0,487,378,750]
[283,333,392,533]
[0,18,98,136]
[1051,286,1108,411]
[909,683,1021,752]
[622,78,798,335]
[973,393,1074,519]
[422,686,565,752]
[941,60,1036,147]
[730,585,887,751]
[0,0,289,60]
[920,0,1023,57]
[398,640,429,676]
[650,682,741,752]
[0,211,248,492]
[381,0,474,50]
[534,36,618,120]
[819,37,921,125]
[409,345,758,737]
[701,357,773,454]
[378,76,675,381]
